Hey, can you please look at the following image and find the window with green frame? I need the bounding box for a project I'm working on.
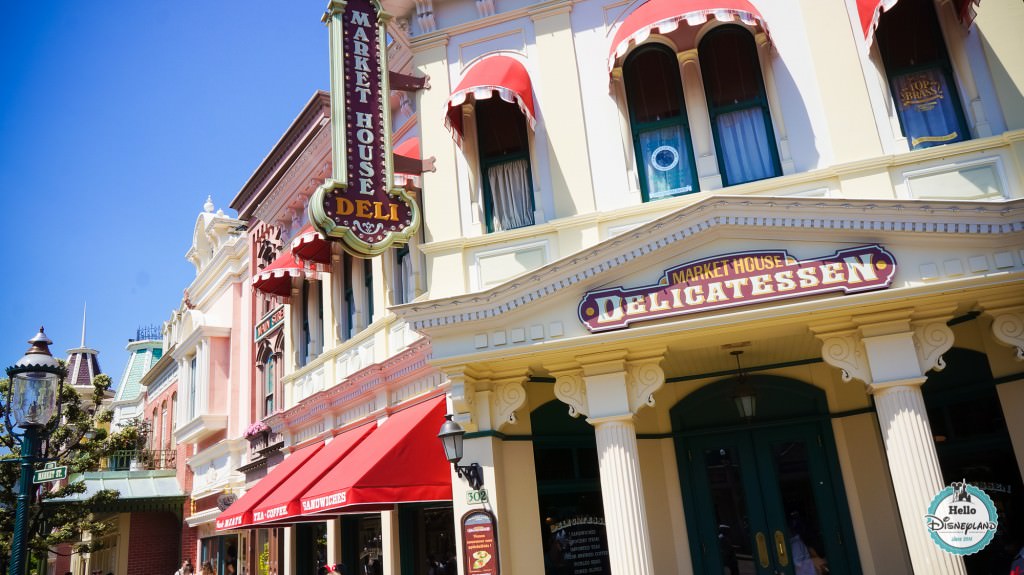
[475,97,535,233]
[876,0,969,150]
[624,44,698,202]
[699,25,780,186]
[263,355,275,417]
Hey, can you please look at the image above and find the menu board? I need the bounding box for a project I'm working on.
[462,510,500,575]
[547,516,611,575]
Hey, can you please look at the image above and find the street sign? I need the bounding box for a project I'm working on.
[33,461,68,484]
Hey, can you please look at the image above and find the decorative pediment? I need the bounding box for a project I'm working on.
[393,196,1023,342]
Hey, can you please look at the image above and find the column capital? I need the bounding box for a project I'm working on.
[550,364,587,419]
[677,49,699,65]
[811,306,955,386]
[977,298,1024,361]
[586,412,635,427]
[487,368,531,431]
[444,364,481,432]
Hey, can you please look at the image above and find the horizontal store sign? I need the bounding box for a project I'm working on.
[578,245,896,332]
[254,305,285,343]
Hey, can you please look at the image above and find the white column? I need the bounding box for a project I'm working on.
[814,309,965,575]
[871,378,964,575]
[282,526,296,575]
[381,508,400,575]
[589,414,655,575]
[326,518,341,570]
[678,50,722,191]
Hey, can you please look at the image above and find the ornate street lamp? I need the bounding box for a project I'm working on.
[437,414,484,490]
[5,328,66,575]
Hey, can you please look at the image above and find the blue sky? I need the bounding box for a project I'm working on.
[0,1,328,386]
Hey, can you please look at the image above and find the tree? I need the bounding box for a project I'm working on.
[0,371,143,567]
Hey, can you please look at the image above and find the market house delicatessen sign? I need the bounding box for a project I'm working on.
[310,0,420,257]
[579,245,896,332]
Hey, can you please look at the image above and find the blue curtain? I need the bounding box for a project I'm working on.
[892,68,965,149]
[639,125,694,200]
[716,107,774,185]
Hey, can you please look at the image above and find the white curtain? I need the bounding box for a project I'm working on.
[487,158,534,231]
[400,252,414,304]
[716,107,774,185]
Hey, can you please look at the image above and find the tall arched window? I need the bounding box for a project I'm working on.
[264,356,276,417]
[699,25,780,185]
[170,392,177,442]
[161,401,169,451]
[151,408,159,451]
[624,45,698,201]
[875,0,969,149]
[476,98,535,232]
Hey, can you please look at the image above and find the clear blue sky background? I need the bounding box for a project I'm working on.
[0,1,328,387]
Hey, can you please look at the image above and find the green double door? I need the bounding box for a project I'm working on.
[683,422,856,575]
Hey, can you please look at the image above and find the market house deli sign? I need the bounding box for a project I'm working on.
[309,0,420,257]
[579,245,896,332]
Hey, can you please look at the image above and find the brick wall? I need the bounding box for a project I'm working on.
[125,511,180,575]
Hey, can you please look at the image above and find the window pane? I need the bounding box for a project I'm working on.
[487,157,535,231]
[716,107,775,184]
[700,27,761,107]
[890,68,966,149]
[876,0,946,69]
[476,97,529,158]
[625,48,683,124]
[637,125,695,200]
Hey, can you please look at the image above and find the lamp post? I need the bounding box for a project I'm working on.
[5,328,66,575]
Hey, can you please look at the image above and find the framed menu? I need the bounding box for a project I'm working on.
[462,510,500,575]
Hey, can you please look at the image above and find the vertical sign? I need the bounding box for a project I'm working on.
[462,510,500,575]
[309,0,420,257]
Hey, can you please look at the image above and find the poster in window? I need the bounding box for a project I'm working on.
[639,126,693,200]
[892,68,965,150]
[544,515,611,575]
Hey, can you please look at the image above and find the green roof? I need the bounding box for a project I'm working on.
[114,344,161,402]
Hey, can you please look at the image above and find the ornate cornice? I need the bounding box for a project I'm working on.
[394,196,1024,332]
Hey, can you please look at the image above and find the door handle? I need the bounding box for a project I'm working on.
[755,531,770,568]
[774,530,789,567]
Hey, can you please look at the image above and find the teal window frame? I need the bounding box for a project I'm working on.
[699,25,781,186]
[624,44,700,202]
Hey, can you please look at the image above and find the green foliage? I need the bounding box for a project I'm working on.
[0,372,125,559]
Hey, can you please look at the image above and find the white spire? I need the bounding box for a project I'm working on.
[204,195,215,213]
[81,302,87,347]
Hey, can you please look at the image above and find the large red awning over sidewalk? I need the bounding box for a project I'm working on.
[300,395,452,514]
[249,423,377,526]
[215,442,324,531]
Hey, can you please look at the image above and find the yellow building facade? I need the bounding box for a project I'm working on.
[390,0,1024,574]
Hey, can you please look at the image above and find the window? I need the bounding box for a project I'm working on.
[170,393,177,438]
[876,0,968,150]
[160,401,168,450]
[476,98,535,232]
[624,45,698,201]
[394,246,414,305]
[344,256,356,340]
[188,356,197,420]
[263,356,276,417]
[700,26,780,185]
[363,258,374,324]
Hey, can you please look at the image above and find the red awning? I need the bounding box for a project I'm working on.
[299,395,452,515]
[290,223,332,265]
[608,0,768,71]
[445,56,536,144]
[251,251,323,297]
[215,442,324,531]
[248,423,376,526]
[859,0,980,47]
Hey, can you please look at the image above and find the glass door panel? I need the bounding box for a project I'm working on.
[688,433,773,575]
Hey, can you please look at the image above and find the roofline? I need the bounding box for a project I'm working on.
[230,90,331,219]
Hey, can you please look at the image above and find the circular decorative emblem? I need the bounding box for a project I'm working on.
[217,492,238,511]
[649,145,680,172]
[924,481,998,555]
